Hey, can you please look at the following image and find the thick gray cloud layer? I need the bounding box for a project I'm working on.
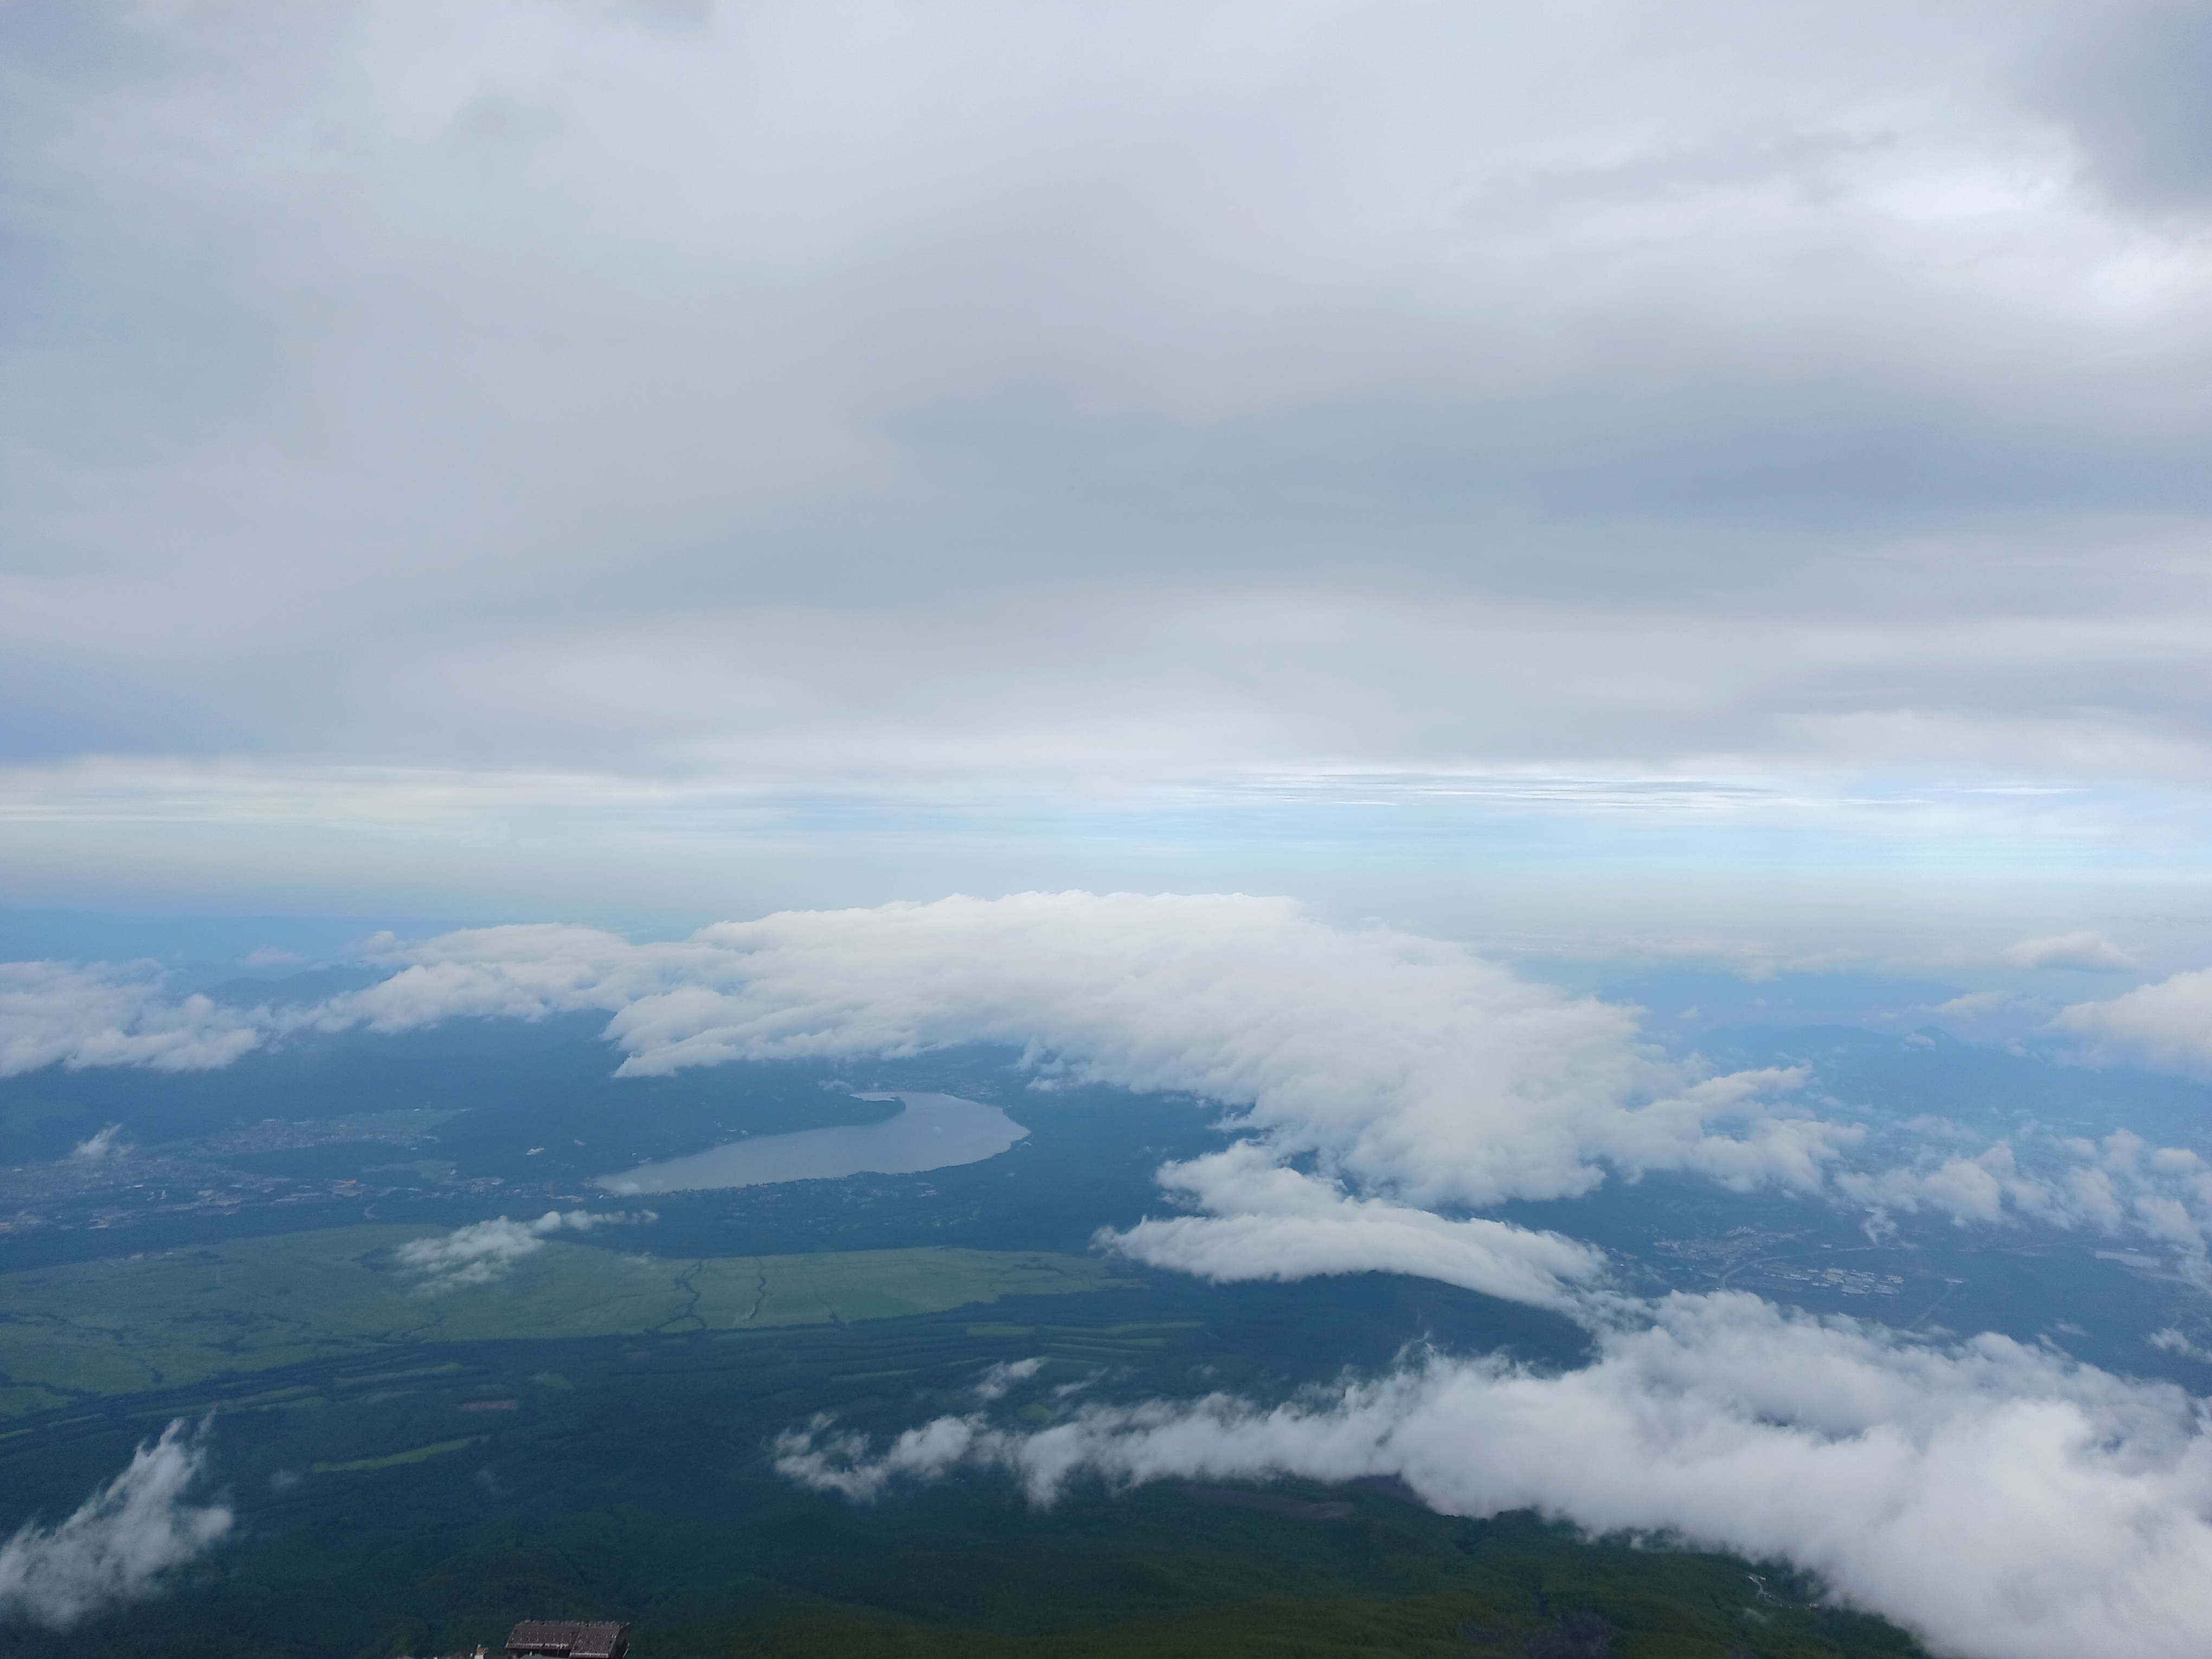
[3,1,2211,918]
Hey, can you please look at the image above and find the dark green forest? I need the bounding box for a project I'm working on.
[2,1270,1925,1659]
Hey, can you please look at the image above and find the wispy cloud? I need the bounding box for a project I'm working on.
[395,1210,651,1293]
[0,1420,233,1629]
[1103,1145,1608,1312]
[69,1123,125,1162]
[970,1358,1046,1403]
[1998,931,2138,972]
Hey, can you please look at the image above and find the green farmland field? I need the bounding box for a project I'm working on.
[0,1229,1125,1413]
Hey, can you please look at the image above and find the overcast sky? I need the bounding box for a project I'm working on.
[4,0,2211,948]
[10,18,2212,1636]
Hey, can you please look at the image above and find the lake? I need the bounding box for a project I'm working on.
[594,1091,1030,1195]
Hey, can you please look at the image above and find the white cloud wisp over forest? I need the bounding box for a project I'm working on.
[0,1422,233,1630]
[11,895,2212,1650]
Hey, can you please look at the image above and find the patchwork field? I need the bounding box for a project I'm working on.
[0,1228,1125,1413]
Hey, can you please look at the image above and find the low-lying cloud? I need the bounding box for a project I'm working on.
[776,1290,2212,1659]
[69,1123,125,1162]
[970,1358,1046,1403]
[394,1210,649,1293]
[323,895,1845,1207]
[1104,1144,1609,1312]
[1,896,1850,1302]
[10,895,2212,1652]
[323,896,1855,1308]
[15,893,2212,1275]
[0,961,265,1078]
[1839,1127,2212,1278]
[2054,967,2212,1077]
[0,1420,233,1629]
[1997,930,2138,973]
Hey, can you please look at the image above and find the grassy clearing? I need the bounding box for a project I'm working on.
[310,1436,484,1474]
[0,1228,1125,1411]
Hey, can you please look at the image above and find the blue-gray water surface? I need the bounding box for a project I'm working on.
[595,1091,1028,1195]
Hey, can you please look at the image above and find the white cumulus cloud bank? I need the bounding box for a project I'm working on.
[1837,1127,2212,1280]
[15,895,2212,1281]
[776,1290,2212,1659]
[312,893,1844,1307]
[15,897,2212,1652]
[333,893,1837,1188]
[1,892,1847,1306]
[0,1420,232,1629]
[2054,967,2212,1078]
[28,892,2212,1275]
[0,961,266,1078]
[0,895,1843,1303]
[394,1210,648,1292]
[1107,1143,1610,1312]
